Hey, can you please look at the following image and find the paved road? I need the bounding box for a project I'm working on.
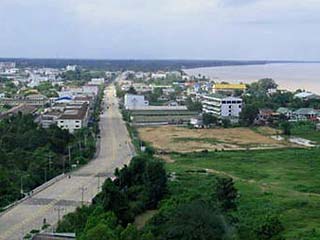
[0,85,134,240]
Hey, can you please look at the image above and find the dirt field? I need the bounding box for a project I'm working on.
[138,126,293,152]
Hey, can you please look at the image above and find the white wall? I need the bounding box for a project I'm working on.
[124,94,149,110]
[57,119,83,133]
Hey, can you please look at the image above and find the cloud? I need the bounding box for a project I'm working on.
[0,0,320,59]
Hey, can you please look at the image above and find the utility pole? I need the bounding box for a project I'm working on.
[97,175,101,191]
[79,186,87,205]
[48,153,52,172]
[54,206,65,222]
[84,134,87,147]
[68,145,71,169]
[44,167,47,182]
[20,174,29,196]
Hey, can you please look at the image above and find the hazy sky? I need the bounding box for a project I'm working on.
[0,0,320,60]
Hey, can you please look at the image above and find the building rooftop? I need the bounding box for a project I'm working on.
[294,108,319,115]
[203,93,242,100]
[59,103,88,120]
[213,83,246,90]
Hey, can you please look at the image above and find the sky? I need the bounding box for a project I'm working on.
[0,0,320,60]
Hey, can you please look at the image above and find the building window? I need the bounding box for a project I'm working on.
[239,105,242,108]
[75,125,80,128]
[229,105,232,108]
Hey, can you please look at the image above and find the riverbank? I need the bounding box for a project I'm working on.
[184,63,320,94]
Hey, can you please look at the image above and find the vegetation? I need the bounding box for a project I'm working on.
[0,114,73,208]
[291,121,320,143]
[0,113,97,209]
[240,78,320,127]
[185,96,202,112]
[0,85,104,210]
[167,148,320,239]
[60,69,106,86]
[35,82,60,97]
[57,154,168,239]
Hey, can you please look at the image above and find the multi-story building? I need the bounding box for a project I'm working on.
[66,65,78,71]
[56,103,89,133]
[0,94,49,106]
[89,78,105,85]
[212,83,246,95]
[124,94,149,110]
[202,94,243,118]
[83,85,99,96]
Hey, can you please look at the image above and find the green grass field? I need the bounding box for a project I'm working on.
[166,148,320,239]
[291,122,320,143]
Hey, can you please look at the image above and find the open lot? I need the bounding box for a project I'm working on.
[138,126,294,152]
[168,148,320,239]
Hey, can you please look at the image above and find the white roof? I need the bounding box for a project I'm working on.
[294,92,314,98]
[130,106,188,111]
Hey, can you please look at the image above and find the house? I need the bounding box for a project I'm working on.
[201,94,243,118]
[88,78,105,85]
[162,88,176,96]
[132,83,152,94]
[57,103,89,133]
[255,108,279,125]
[65,65,78,71]
[293,108,319,121]
[294,92,320,101]
[83,85,99,96]
[165,100,179,107]
[0,94,49,106]
[212,83,246,95]
[32,232,75,240]
[124,94,149,110]
[40,110,62,128]
[276,107,293,118]
[190,116,204,128]
[151,72,166,79]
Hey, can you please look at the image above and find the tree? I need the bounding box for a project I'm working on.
[186,97,202,112]
[280,121,291,136]
[144,159,168,209]
[222,118,231,128]
[163,200,227,240]
[215,177,238,212]
[127,86,137,95]
[202,113,218,126]
[120,224,139,240]
[255,214,284,240]
[240,104,259,126]
[80,223,120,240]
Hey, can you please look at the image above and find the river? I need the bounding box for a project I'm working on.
[184,63,320,94]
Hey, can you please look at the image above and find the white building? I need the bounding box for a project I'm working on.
[124,94,149,110]
[202,94,242,118]
[151,72,167,79]
[66,65,78,71]
[57,103,89,133]
[89,78,105,85]
[83,85,99,96]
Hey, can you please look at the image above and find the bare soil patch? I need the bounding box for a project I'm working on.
[138,126,293,152]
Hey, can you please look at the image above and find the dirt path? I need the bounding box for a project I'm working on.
[203,167,320,198]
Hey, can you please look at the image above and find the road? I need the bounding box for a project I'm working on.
[0,84,135,240]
